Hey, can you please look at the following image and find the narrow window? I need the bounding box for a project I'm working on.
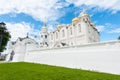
[45,35,47,39]
[41,35,43,38]
[78,24,81,32]
[83,18,87,23]
[73,24,75,26]
[70,27,72,35]
[83,18,85,21]
[87,18,88,21]
[56,32,58,39]
[62,30,65,37]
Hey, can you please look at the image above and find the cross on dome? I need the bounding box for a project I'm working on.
[81,9,89,17]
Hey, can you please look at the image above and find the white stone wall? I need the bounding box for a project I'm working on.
[24,40,120,74]
[6,37,38,62]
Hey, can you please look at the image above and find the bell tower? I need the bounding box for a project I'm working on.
[40,19,48,47]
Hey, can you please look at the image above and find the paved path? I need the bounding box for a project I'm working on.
[0,61,6,64]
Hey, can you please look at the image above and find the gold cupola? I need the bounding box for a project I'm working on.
[57,24,63,30]
[81,9,89,17]
[81,13,89,17]
[72,17,80,22]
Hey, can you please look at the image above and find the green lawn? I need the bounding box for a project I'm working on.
[0,62,120,80]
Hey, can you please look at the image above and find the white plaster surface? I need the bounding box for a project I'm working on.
[23,41,120,74]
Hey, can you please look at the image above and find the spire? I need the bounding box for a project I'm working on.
[82,8,86,14]
[41,17,47,33]
[81,8,88,17]
[43,17,47,28]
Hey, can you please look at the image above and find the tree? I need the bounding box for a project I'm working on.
[0,22,11,52]
[118,36,120,40]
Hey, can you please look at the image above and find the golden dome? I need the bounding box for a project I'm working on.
[57,24,62,30]
[72,17,80,22]
[43,26,47,29]
[82,13,89,17]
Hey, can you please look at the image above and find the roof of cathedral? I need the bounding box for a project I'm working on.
[80,9,89,17]
[56,24,63,30]
[81,13,89,17]
[43,10,99,34]
[72,17,80,22]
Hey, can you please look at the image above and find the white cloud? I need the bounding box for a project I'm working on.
[6,22,40,41]
[108,28,120,33]
[96,25,105,32]
[66,0,120,12]
[0,0,119,26]
[47,25,56,33]
[0,0,69,22]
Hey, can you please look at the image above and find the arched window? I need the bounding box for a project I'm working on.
[70,27,72,35]
[45,35,47,39]
[83,18,87,23]
[83,18,85,21]
[62,30,65,37]
[41,35,43,38]
[87,18,88,21]
[56,32,58,39]
[78,24,81,32]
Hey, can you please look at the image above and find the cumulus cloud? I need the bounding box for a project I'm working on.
[96,25,105,32]
[0,0,119,23]
[0,0,69,22]
[66,0,120,13]
[108,28,120,33]
[6,22,40,41]
[47,25,56,33]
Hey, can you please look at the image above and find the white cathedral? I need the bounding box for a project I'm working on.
[40,11,100,48]
[6,10,100,61]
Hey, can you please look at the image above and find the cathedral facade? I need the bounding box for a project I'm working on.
[40,11,100,48]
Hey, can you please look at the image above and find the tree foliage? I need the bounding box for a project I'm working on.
[0,22,11,52]
[118,36,120,40]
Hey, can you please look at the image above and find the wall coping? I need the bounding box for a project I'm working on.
[27,40,120,52]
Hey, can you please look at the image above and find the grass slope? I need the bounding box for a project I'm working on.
[0,62,120,80]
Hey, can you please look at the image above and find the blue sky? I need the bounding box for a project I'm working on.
[0,0,120,42]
